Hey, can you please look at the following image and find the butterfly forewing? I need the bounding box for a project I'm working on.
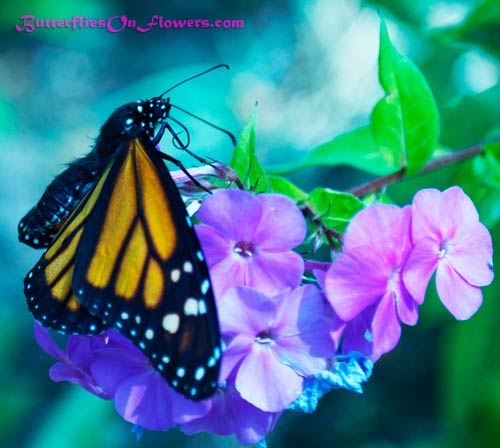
[72,136,221,400]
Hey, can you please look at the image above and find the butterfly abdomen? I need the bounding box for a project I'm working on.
[18,154,105,249]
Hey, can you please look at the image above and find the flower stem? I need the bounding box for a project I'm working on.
[347,141,488,197]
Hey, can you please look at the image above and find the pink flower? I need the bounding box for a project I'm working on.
[324,205,417,361]
[195,189,306,298]
[403,186,494,320]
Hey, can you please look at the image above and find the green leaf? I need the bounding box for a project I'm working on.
[372,18,440,175]
[268,175,308,202]
[472,142,500,189]
[229,104,271,193]
[268,126,396,176]
[306,188,364,233]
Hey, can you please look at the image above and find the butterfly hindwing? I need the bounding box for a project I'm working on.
[72,136,221,400]
[24,166,112,334]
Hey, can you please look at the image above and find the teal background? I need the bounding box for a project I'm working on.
[1,0,499,447]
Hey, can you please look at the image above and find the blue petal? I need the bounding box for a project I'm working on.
[288,352,373,414]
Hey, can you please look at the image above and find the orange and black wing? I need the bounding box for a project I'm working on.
[24,163,112,335]
[72,136,221,400]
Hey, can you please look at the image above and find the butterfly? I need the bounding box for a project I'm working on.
[19,66,230,400]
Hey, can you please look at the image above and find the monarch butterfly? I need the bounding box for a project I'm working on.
[19,66,230,400]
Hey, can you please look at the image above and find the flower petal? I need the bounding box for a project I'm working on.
[330,315,347,349]
[33,321,65,361]
[246,251,304,296]
[195,224,232,268]
[436,260,483,320]
[370,291,402,361]
[448,222,494,287]
[196,189,262,241]
[253,194,306,250]
[208,255,248,298]
[396,285,419,326]
[344,204,412,255]
[181,381,280,445]
[219,334,254,381]
[114,371,210,431]
[218,287,276,336]
[411,188,447,241]
[442,186,480,234]
[273,286,334,375]
[403,237,439,305]
[325,248,390,321]
[91,347,146,395]
[341,309,376,358]
[236,344,303,412]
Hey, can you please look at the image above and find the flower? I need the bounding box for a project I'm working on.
[324,204,417,361]
[195,189,306,298]
[403,186,494,320]
[181,374,281,445]
[35,322,210,431]
[218,285,335,412]
[89,330,211,431]
[33,321,111,399]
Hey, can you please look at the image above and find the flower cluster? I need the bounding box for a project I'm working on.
[325,186,494,361]
[34,186,493,445]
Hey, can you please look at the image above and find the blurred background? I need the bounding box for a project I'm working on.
[1,0,500,447]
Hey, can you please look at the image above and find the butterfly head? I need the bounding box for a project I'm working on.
[95,97,172,158]
[129,97,172,139]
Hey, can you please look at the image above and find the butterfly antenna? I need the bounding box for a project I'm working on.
[159,64,230,97]
[171,104,237,146]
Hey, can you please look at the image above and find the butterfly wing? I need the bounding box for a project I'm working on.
[73,136,221,400]
[19,154,103,249]
[24,164,112,334]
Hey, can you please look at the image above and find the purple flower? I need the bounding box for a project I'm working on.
[35,323,210,431]
[324,205,417,361]
[89,330,211,431]
[181,375,281,445]
[218,285,335,412]
[34,321,111,399]
[403,187,494,320]
[195,189,306,298]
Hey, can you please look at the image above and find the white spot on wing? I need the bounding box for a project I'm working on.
[183,261,193,273]
[162,313,180,333]
[171,269,181,283]
[184,298,199,316]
